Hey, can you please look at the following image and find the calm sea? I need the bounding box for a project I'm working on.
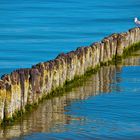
[0,0,140,139]
[0,0,139,76]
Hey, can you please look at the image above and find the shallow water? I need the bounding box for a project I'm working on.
[0,53,138,140]
[0,0,139,76]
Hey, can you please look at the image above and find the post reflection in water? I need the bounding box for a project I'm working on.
[0,66,119,139]
[0,54,140,139]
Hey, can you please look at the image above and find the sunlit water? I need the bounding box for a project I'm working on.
[0,52,138,140]
[1,0,140,139]
[0,0,140,76]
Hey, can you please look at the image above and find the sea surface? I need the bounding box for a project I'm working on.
[0,0,140,139]
[0,0,140,76]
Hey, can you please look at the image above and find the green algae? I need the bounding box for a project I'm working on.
[1,41,140,127]
[1,103,38,127]
[122,42,140,58]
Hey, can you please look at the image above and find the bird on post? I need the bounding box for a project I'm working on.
[134,17,140,27]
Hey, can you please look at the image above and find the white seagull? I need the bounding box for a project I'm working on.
[134,17,140,27]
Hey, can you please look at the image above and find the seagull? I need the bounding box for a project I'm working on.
[134,17,140,27]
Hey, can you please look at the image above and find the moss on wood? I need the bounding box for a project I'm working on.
[1,41,140,127]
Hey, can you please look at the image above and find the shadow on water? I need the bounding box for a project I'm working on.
[0,51,140,139]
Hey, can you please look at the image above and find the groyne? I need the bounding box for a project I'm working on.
[0,65,119,138]
[0,27,140,124]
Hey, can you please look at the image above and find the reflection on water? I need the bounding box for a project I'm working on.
[121,50,140,66]
[0,66,118,139]
[0,52,140,139]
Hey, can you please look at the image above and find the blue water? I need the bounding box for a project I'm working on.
[5,56,139,140]
[0,0,139,76]
[1,0,140,139]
